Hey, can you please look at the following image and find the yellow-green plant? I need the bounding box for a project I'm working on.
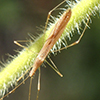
[0,0,99,99]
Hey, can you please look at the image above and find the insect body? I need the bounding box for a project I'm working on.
[29,9,72,77]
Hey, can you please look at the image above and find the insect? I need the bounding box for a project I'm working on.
[15,8,72,100]
[29,9,71,77]
[0,0,90,100]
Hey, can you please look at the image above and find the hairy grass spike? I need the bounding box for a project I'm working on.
[0,0,100,99]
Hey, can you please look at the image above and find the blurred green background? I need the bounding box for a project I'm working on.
[0,0,100,100]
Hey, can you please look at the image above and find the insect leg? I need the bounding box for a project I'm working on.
[54,17,90,52]
[0,75,29,100]
[45,58,63,77]
[44,0,68,36]
[14,40,29,51]
[36,67,41,100]
[14,40,38,55]
[28,77,33,100]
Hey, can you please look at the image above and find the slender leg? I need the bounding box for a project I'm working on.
[14,40,29,50]
[0,60,32,100]
[17,66,32,82]
[28,77,33,100]
[53,17,90,52]
[48,56,63,77]
[14,40,38,54]
[0,76,29,100]
[36,67,41,100]
[45,59,63,77]
[43,0,68,37]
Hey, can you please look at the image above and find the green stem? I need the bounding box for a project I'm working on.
[0,0,99,97]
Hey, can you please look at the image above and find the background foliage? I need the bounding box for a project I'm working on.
[0,0,100,100]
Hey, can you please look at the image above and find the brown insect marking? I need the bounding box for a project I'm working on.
[29,9,72,77]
